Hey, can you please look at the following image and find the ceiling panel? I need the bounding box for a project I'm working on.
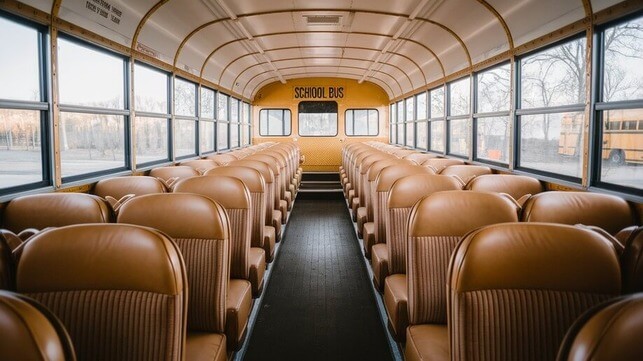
[258,33,301,50]
[241,13,295,35]
[490,0,585,47]
[178,23,238,73]
[350,13,403,34]
[20,0,52,13]
[344,33,389,51]
[592,0,625,12]
[296,32,349,47]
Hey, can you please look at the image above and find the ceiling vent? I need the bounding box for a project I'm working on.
[304,15,342,26]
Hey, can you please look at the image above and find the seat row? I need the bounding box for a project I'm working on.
[0,141,303,360]
[340,141,643,360]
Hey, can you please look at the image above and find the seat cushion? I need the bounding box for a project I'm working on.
[384,274,408,340]
[278,201,288,224]
[348,190,356,204]
[271,211,282,242]
[405,324,449,361]
[249,247,266,297]
[371,244,389,291]
[356,207,368,238]
[351,198,360,222]
[186,332,226,361]
[263,226,276,262]
[363,222,376,259]
[226,279,252,351]
[285,191,292,211]
[289,183,296,199]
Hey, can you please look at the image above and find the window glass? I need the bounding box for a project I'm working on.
[449,118,470,156]
[345,109,378,136]
[259,109,291,136]
[201,88,215,119]
[477,116,510,164]
[217,122,228,150]
[520,112,584,178]
[200,120,215,153]
[430,87,445,118]
[230,98,239,122]
[230,122,239,148]
[60,113,125,177]
[416,92,427,120]
[136,117,168,165]
[0,109,43,189]
[58,38,124,109]
[174,78,196,117]
[242,102,251,123]
[406,97,415,121]
[390,123,397,143]
[599,108,642,190]
[135,64,168,114]
[449,78,470,116]
[602,16,643,102]
[430,120,445,152]
[298,101,338,136]
[397,101,404,122]
[477,64,511,113]
[416,121,427,149]
[390,104,396,123]
[406,122,414,147]
[175,119,196,157]
[396,123,404,145]
[0,17,40,101]
[521,37,586,108]
[217,93,228,120]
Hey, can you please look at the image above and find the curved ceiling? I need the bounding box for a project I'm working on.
[24,0,626,100]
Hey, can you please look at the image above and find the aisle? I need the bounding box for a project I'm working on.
[243,192,394,361]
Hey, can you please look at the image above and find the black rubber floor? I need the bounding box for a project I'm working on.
[243,192,394,361]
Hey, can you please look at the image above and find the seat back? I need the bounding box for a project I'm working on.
[17,224,188,361]
[522,191,634,235]
[2,193,111,233]
[408,191,519,326]
[387,174,463,275]
[357,153,391,208]
[403,153,441,163]
[149,166,200,188]
[93,176,166,200]
[439,165,492,184]
[204,153,239,164]
[449,223,621,361]
[557,294,643,361]
[117,194,229,335]
[0,290,76,361]
[465,174,542,201]
[179,159,220,173]
[248,154,284,201]
[621,226,643,294]
[422,158,465,172]
[374,164,434,245]
[0,233,15,290]
[205,166,266,249]
[367,158,412,226]
[229,160,276,226]
[172,176,252,279]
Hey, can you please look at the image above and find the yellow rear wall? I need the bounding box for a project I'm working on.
[252,78,389,172]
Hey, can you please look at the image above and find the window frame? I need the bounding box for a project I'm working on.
[344,108,379,137]
[428,85,447,154]
[297,101,339,137]
[173,76,198,160]
[216,92,230,151]
[259,108,292,137]
[199,86,216,155]
[446,76,472,159]
[415,91,429,151]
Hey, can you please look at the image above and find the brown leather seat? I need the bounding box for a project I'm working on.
[0,233,15,290]
[93,176,166,208]
[621,226,643,294]
[403,153,441,163]
[557,293,643,361]
[0,290,76,361]
[438,164,492,185]
[402,191,519,345]
[522,191,635,235]
[204,153,239,164]
[173,176,266,296]
[465,174,542,203]
[229,160,281,249]
[0,228,23,251]
[446,223,620,361]
[262,150,293,211]
[247,153,288,224]
[422,158,465,172]
[370,164,434,290]
[2,193,111,233]
[355,153,393,237]
[17,224,189,360]
[179,159,220,173]
[149,166,200,189]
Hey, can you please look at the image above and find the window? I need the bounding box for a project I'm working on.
[217,93,229,150]
[595,15,643,191]
[200,87,215,154]
[241,102,251,146]
[390,104,397,143]
[0,14,49,194]
[475,63,511,164]
[298,101,338,136]
[58,36,128,180]
[134,63,170,165]
[429,86,445,152]
[405,97,415,147]
[174,78,197,158]
[448,78,471,157]
[230,97,240,148]
[518,37,587,180]
[260,109,291,136]
[396,100,404,145]
[345,109,378,136]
